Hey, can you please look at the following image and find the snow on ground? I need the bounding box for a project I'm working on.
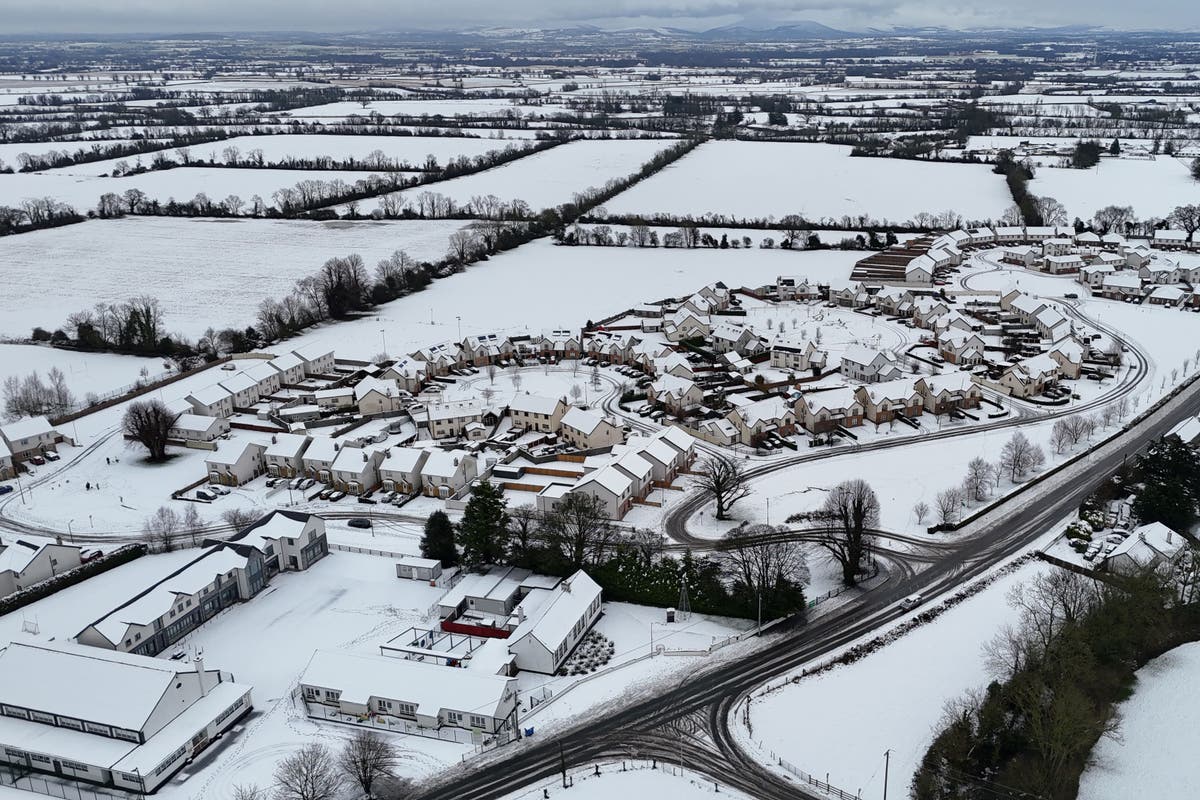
[0,216,472,338]
[43,134,529,176]
[0,166,389,215]
[1028,157,1199,220]
[155,551,465,798]
[0,343,161,401]
[501,763,747,800]
[602,141,1011,223]
[272,98,579,120]
[741,560,1049,799]
[359,138,675,214]
[1078,641,1200,800]
[285,238,864,362]
[0,138,160,167]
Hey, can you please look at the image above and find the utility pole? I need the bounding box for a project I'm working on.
[883,749,891,800]
[559,742,568,788]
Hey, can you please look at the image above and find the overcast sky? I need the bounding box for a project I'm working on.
[2,0,1197,35]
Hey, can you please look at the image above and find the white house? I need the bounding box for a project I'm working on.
[264,433,310,478]
[380,447,430,494]
[242,361,282,397]
[0,416,70,463]
[769,336,826,373]
[506,570,603,674]
[185,384,235,418]
[205,441,266,486]
[268,353,306,385]
[292,343,336,376]
[355,376,404,416]
[507,394,567,433]
[0,641,251,793]
[168,413,230,443]
[647,374,703,413]
[218,371,260,408]
[570,465,635,519]
[422,450,478,498]
[560,407,625,451]
[313,386,354,411]
[298,650,517,738]
[0,538,82,598]
[1105,522,1187,575]
[330,447,383,495]
[839,345,900,384]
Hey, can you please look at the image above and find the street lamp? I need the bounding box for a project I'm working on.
[380,328,388,359]
[66,519,74,544]
[457,315,462,341]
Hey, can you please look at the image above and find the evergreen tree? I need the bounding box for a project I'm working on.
[1109,137,1121,156]
[421,510,458,567]
[456,480,510,567]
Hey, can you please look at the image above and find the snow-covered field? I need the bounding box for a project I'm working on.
[42,134,529,176]
[741,560,1049,798]
[1078,641,1200,799]
[1028,157,1199,220]
[273,98,579,120]
[360,138,675,214]
[0,216,473,338]
[602,141,1011,223]
[0,343,161,400]
[284,239,864,361]
[0,166,388,215]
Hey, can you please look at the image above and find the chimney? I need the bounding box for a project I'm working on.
[195,653,207,697]
[1168,528,1174,544]
[562,578,572,593]
[362,452,368,462]
[271,434,277,444]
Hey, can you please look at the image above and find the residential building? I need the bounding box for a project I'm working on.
[293,343,336,376]
[0,440,12,480]
[355,377,404,416]
[727,396,796,445]
[204,441,266,486]
[839,345,901,384]
[242,361,282,397]
[461,333,516,366]
[560,407,625,451]
[313,386,354,411]
[426,402,486,440]
[507,570,603,674]
[379,447,430,494]
[647,374,703,413]
[507,394,567,433]
[264,433,310,478]
[298,650,517,738]
[915,373,982,414]
[856,380,923,425]
[769,336,826,373]
[421,450,478,498]
[185,385,235,418]
[218,372,260,408]
[379,358,427,394]
[0,538,82,598]
[570,465,634,519]
[268,353,306,385]
[938,331,986,365]
[1105,522,1187,575]
[168,413,230,443]
[794,387,864,433]
[330,447,383,495]
[301,437,340,482]
[0,641,251,793]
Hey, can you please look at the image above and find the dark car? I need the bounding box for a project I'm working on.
[348,518,373,529]
[0,485,12,496]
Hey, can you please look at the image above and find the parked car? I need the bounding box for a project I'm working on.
[0,486,12,496]
[347,517,373,529]
[196,490,215,501]
[901,594,923,608]
[42,451,60,462]
[265,477,278,488]
[209,485,230,496]
[329,491,346,502]
[318,488,335,500]
[29,456,45,466]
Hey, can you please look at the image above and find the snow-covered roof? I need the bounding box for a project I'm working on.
[303,437,340,464]
[0,416,55,444]
[1015,354,1060,380]
[0,640,195,733]
[332,446,377,473]
[611,450,653,482]
[1103,273,1144,289]
[205,440,264,468]
[921,372,976,396]
[801,386,860,413]
[170,413,225,434]
[859,378,919,405]
[736,396,794,427]
[509,569,601,653]
[85,546,250,645]
[0,539,44,574]
[651,373,699,399]
[840,344,890,369]
[654,425,695,454]
[293,342,334,363]
[269,353,304,372]
[187,383,232,406]
[265,433,310,459]
[1149,285,1187,301]
[299,650,514,719]
[243,361,279,383]
[508,394,564,416]
[422,449,470,479]
[575,464,633,497]
[427,402,483,422]
[1154,229,1189,242]
[354,376,398,401]
[1010,294,1046,316]
[1106,522,1186,567]
[228,510,313,552]
[380,447,429,475]
[561,406,610,436]
[218,372,257,396]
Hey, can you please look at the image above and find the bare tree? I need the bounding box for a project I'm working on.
[142,506,181,552]
[1101,403,1119,428]
[123,399,180,461]
[221,508,258,532]
[273,743,342,800]
[486,363,498,384]
[1000,431,1044,481]
[232,785,268,800]
[339,730,400,799]
[963,457,994,501]
[804,479,879,586]
[913,500,930,525]
[540,492,617,570]
[1050,419,1071,454]
[1115,396,1131,421]
[692,453,752,520]
[935,487,964,525]
[721,524,810,617]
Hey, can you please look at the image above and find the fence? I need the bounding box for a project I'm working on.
[501,759,729,799]
[0,766,127,800]
[776,757,861,800]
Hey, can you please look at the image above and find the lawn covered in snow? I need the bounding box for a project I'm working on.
[740,561,1048,799]
[601,141,1011,224]
[0,216,473,338]
[501,764,746,800]
[1027,157,1198,220]
[360,138,675,214]
[0,343,161,401]
[1078,641,1200,800]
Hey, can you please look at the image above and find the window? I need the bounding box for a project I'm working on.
[447,711,463,724]
[469,714,487,728]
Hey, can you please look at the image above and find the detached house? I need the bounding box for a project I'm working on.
[727,396,796,445]
[938,330,986,365]
[168,413,230,443]
[421,450,478,498]
[769,336,826,374]
[710,321,758,355]
[647,374,704,413]
[0,538,83,598]
[355,376,404,416]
